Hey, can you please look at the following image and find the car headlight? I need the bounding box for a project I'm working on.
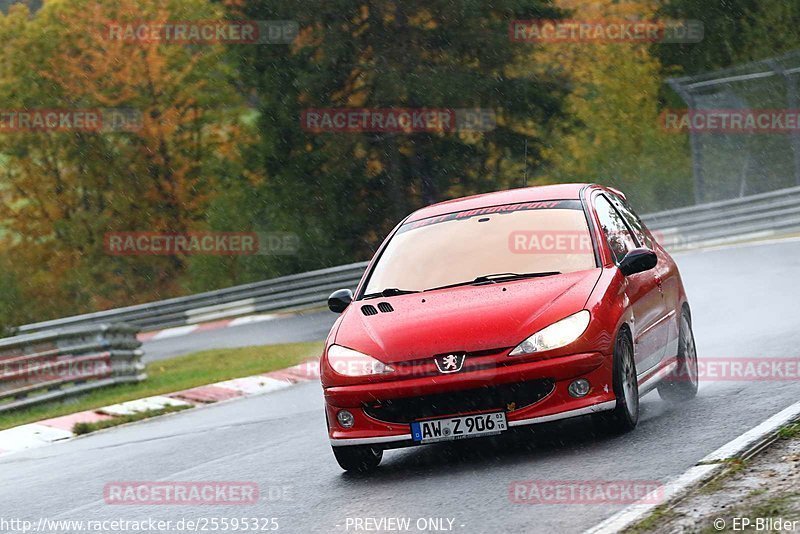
[508,310,591,356]
[326,345,395,377]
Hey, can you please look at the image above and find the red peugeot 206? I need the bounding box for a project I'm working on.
[322,184,698,472]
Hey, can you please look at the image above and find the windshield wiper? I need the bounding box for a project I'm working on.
[362,287,421,299]
[424,271,561,292]
[472,271,561,283]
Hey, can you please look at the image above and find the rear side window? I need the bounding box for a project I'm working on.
[594,195,637,263]
[607,194,653,248]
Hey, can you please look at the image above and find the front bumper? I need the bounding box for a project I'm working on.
[325,351,616,447]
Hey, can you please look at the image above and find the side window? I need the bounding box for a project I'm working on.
[608,194,653,248]
[594,195,637,263]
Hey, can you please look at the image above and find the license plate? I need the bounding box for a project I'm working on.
[410,412,507,444]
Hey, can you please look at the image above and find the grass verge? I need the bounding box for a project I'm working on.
[778,422,800,439]
[626,419,800,533]
[0,341,322,431]
[625,504,674,534]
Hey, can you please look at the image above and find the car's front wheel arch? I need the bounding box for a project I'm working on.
[593,325,639,433]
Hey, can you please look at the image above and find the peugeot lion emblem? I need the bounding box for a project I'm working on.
[434,353,466,374]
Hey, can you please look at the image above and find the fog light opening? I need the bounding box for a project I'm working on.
[568,379,591,398]
[337,410,355,428]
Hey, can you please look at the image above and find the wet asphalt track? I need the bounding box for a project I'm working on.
[141,310,336,362]
[2,239,800,534]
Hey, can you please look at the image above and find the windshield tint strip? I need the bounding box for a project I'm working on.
[398,199,583,234]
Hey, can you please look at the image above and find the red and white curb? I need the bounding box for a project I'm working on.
[584,399,800,534]
[0,361,320,459]
[137,313,278,342]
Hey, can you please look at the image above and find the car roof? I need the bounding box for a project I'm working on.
[406,183,594,222]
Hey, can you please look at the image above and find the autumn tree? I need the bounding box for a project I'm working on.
[0,0,251,322]
[228,0,567,272]
[657,0,800,74]
[535,0,692,210]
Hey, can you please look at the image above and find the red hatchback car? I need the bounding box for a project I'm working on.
[322,184,698,472]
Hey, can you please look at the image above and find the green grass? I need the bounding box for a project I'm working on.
[778,422,800,439]
[0,341,322,431]
[624,504,676,534]
[72,405,193,435]
[699,458,748,494]
[629,420,800,534]
[746,494,798,518]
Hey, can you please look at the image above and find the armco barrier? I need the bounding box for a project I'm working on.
[11,186,800,337]
[14,262,368,337]
[642,185,800,249]
[0,323,144,412]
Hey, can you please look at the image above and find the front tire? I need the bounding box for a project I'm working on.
[332,445,383,472]
[658,310,699,402]
[595,329,639,433]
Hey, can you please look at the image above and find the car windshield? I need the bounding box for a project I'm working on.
[363,200,596,295]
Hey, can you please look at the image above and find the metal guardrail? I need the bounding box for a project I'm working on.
[14,262,368,337]
[643,185,800,250]
[0,323,144,412]
[11,186,800,338]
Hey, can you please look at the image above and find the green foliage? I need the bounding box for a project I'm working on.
[656,0,800,73]
[0,0,253,319]
[233,0,567,268]
[0,0,797,322]
[0,261,24,333]
[538,1,692,211]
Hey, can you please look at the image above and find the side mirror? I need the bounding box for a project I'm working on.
[328,289,353,313]
[618,248,658,276]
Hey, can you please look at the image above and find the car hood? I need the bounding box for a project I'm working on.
[334,268,601,364]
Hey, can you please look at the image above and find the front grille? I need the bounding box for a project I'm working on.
[363,379,555,424]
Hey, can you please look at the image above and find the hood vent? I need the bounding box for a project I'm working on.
[377,302,394,313]
[361,305,378,316]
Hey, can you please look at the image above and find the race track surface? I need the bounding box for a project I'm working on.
[3,240,799,534]
[142,311,336,362]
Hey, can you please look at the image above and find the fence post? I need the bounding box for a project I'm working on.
[667,78,704,204]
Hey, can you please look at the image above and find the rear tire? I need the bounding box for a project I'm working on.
[332,445,383,472]
[658,310,699,402]
[594,330,639,434]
